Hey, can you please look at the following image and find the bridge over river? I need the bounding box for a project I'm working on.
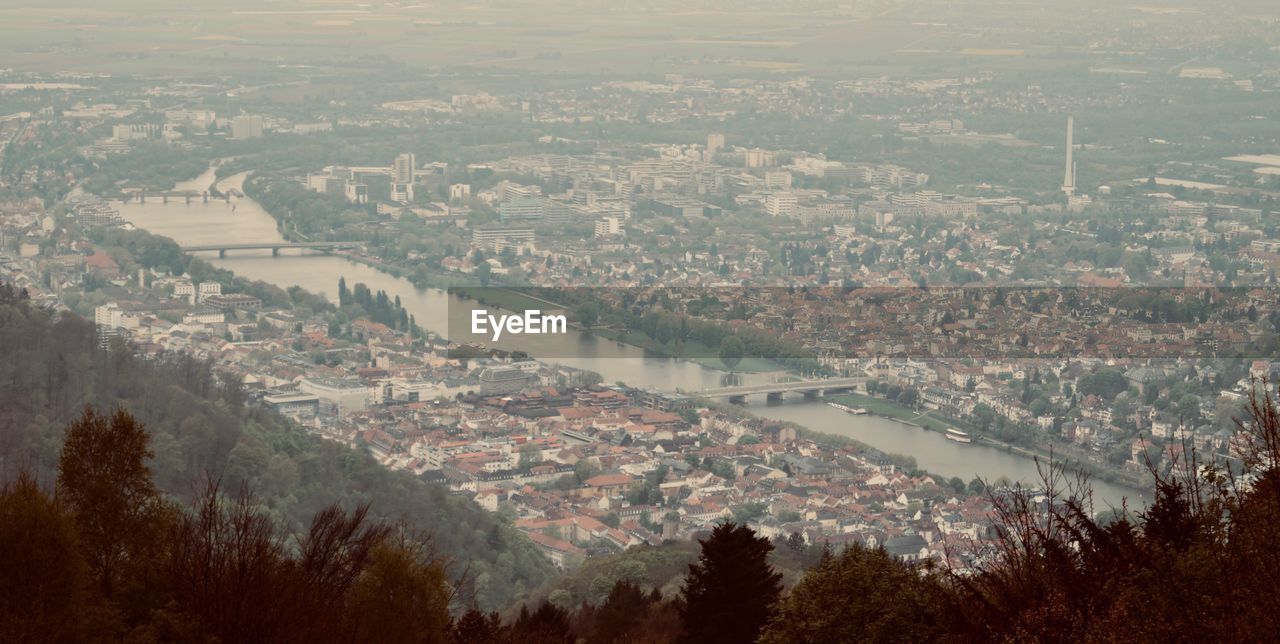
[180,241,360,257]
[695,376,868,403]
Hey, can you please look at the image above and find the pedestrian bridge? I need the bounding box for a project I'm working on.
[180,241,360,257]
[696,376,867,402]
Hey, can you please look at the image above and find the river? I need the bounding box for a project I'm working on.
[115,168,1145,508]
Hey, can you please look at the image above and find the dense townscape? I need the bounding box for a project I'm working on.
[4,1,1280,641]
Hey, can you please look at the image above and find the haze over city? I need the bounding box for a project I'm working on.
[2,1,1280,642]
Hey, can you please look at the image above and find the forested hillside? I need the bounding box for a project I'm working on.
[0,284,553,610]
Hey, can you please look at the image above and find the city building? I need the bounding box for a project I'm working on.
[765,192,798,218]
[478,366,539,395]
[706,132,725,161]
[197,281,222,303]
[111,123,158,141]
[71,201,123,227]
[345,183,368,204]
[393,153,416,184]
[262,392,320,419]
[95,303,124,329]
[595,216,623,238]
[231,114,265,139]
[164,109,216,130]
[203,293,263,311]
[472,226,535,252]
[298,377,373,413]
[390,182,414,204]
[499,197,546,223]
[764,170,793,190]
[745,148,776,168]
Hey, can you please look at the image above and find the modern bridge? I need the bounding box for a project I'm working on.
[695,376,867,403]
[123,189,230,204]
[180,241,360,257]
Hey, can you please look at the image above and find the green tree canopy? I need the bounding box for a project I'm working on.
[760,545,949,644]
[679,522,782,644]
[718,336,746,372]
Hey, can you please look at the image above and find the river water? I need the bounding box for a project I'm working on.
[115,168,1144,508]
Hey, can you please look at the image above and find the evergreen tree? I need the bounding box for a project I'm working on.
[593,580,649,643]
[678,522,782,644]
[509,601,574,644]
[451,608,504,643]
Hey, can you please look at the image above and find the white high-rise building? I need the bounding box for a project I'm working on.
[764,170,793,190]
[393,153,416,184]
[875,211,895,230]
[231,114,264,139]
[745,148,775,168]
[197,282,222,303]
[95,303,124,329]
[345,183,368,204]
[595,216,623,238]
[390,183,414,204]
[765,192,798,218]
[500,197,546,223]
[174,280,195,303]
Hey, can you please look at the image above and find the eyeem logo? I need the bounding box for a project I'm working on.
[471,309,568,341]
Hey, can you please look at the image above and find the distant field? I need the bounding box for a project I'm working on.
[0,1,1084,78]
[1,0,1230,102]
[678,39,797,47]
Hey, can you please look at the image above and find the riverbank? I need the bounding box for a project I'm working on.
[707,401,929,475]
[825,392,1150,493]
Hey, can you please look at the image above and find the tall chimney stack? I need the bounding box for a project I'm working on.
[1062,116,1076,196]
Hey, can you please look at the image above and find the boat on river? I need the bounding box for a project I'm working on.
[827,402,869,415]
[945,428,972,444]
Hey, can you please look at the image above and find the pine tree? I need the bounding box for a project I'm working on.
[451,608,504,643]
[593,580,649,643]
[509,601,573,644]
[679,522,782,644]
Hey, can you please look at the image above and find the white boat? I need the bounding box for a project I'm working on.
[826,402,869,415]
[945,428,972,444]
